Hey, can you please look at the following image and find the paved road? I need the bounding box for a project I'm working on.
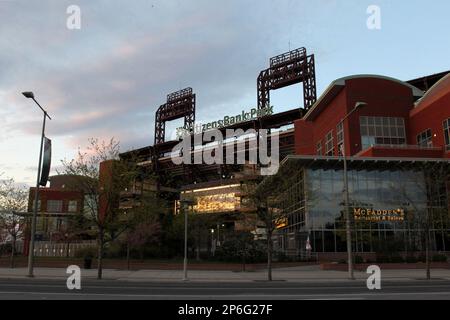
[0,278,449,300]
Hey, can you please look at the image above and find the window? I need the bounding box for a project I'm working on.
[316,141,323,156]
[416,129,433,147]
[325,131,334,156]
[47,200,63,213]
[68,200,78,213]
[360,116,406,150]
[444,118,450,151]
[336,122,344,156]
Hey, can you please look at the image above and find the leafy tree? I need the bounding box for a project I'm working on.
[51,213,89,257]
[0,178,28,268]
[396,161,450,280]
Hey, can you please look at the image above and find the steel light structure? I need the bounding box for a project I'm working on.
[181,198,196,281]
[339,101,367,280]
[257,47,317,112]
[22,91,52,278]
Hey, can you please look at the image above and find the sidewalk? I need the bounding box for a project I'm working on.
[1,266,449,283]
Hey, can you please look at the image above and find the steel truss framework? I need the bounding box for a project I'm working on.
[257,47,317,111]
[154,87,196,145]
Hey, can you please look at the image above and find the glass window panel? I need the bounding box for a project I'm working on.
[360,126,368,136]
[375,126,383,136]
[360,116,367,125]
[390,126,397,136]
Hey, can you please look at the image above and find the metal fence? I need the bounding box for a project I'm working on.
[29,241,97,257]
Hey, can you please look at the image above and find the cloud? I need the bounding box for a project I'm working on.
[1,0,317,155]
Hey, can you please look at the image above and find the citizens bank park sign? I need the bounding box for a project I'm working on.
[176,106,274,139]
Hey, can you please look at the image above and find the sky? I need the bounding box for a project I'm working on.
[0,0,449,186]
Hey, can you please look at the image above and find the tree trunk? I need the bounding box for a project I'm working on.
[267,230,273,281]
[10,236,16,269]
[425,227,431,280]
[126,242,131,271]
[242,241,246,272]
[66,240,70,258]
[196,233,201,261]
[97,228,104,280]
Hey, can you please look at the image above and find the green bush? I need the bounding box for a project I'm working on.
[390,256,404,263]
[338,259,347,264]
[375,255,404,263]
[214,237,266,263]
[354,256,364,264]
[0,243,12,256]
[104,242,124,259]
[405,256,418,263]
[74,246,97,259]
[275,251,292,262]
[432,254,448,262]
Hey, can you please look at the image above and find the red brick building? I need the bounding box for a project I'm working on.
[27,175,85,242]
[295,73,450,159]
[267,72,450,257]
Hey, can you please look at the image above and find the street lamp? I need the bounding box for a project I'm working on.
[339,101,367,280]
[180,198,195,281]
[216,223,226,246]
[22,91,52,278]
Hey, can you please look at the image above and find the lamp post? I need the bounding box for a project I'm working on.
[22,91,52,278]
[339,101,367,280]
[216,223,225,246]
[181,199,195,281]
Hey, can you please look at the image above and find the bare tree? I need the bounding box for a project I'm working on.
[0,178,28,268]
[60,138,140,279]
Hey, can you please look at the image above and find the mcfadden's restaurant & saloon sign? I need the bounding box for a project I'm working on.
[353,208,405,222]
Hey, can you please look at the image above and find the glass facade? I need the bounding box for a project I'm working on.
[273,164,450,254]
[360,116,406,150]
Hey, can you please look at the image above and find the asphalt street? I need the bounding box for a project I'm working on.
[0,278,449,300]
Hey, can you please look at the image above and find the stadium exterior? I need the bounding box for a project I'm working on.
[117,48,450,258]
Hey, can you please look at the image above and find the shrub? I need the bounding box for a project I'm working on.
[375,255,389,263]
[275,251,292,262]
[418,255,426,263]
[104,242,124,259]
[390,256,404,263]
[354,256,364,264]
[405,256,418,263]
[0,243,12,256]
[214,238,266,263]
[432,254,448,262]
[74,246,97,259]
[338,259,347,264]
